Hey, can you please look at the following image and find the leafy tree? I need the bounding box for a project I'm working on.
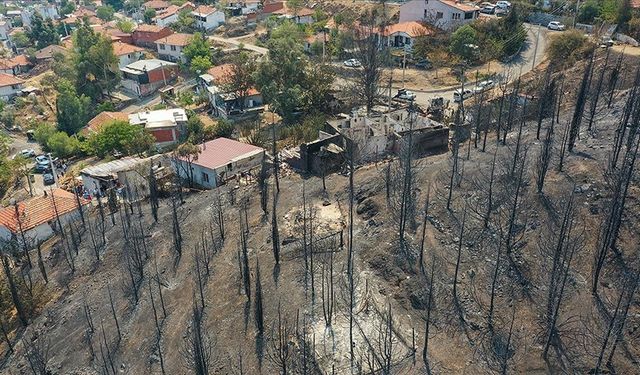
[27,13,60,49]
[185,114,205,142]
[47,132,82,158]
[617,0,632,31]
[213,119,234,138]
[600,0,618,22]
[144,8,157,24]
[173,8,196,33]
[87,120,155,157]
[578,0,600,24]
[449,24,477,60]
[220,51,257,111]
[183,33,211,64]
[190,55,212,75]
[96,5,115,21]
[547,30,593,66]
[71,21,121,101]
[96,102,116,113]
[55,79,91,135]
[60,1,76,15]
[287,0,303,15]
[34,123,57,151]
[116,19,136,33]
[105,0,125,11]
[11,32,30,48]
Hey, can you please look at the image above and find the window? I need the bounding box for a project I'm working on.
[452,13,461,20]
[202,172,209,183]
[226,163,232,171]
[159,44,165,50]
[424,9,428,18]
[436,11,443,19]
[170,45,176,51]
[464,11,474,19]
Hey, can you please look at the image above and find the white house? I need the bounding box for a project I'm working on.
[154,2,195,27]
[273,6,315,24]
[0,73,24,101]
[155,33,192,63]
[192,5,225,31]
[399,0,479,30]
[21,4,60,28]
[0,189,89,245]
[0,21,10,41]
[112,41,146,69]
[198,64,264,118]
[381,21,433,49]
[129,108,187,147]
[174,137,265,189]
[228,0,261,15]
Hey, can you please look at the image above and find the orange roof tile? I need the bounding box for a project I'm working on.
[193,5,218,15]
[112,41,145,56]
[439,0,478,12]
[144,0,171,9]
[0,189,89,233]
[0,73,24,87]
[86,111,129,132]
[383,21,433,37]
[0,55,31,70]
[156,32,193,46]
[135,24,166,33]
[207,64,260,96]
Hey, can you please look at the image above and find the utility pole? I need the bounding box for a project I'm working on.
[574,0,581,27]
[402,48,407,88]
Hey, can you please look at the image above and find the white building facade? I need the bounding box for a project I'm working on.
[399,0,479,30]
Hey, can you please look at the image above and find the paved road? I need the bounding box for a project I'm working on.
[7,132,47,197]
[411,23,550,106]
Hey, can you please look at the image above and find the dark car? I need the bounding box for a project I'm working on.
[43,173,55,185]
[415,59,432,70]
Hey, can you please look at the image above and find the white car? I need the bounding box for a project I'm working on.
[13,149,36,159]
[453,88,474,102]
[495,1,511,8]
[474,80,495,93]
[480,5,496,14]
[395,89,416,101]
[343,59,362,68]
[548,21,565,31]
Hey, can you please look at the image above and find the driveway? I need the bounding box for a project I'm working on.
[208,35,268,56]
[7,132,47,197]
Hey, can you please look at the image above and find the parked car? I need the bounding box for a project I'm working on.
[19,149,36,158]
[343,59,362,68]
[480,5,496,14]
[547,21,565,31]
[474,80,495,93]
[395,89,416,101]
[415,59,432,69]
[43,173,55,185]
[495,7,508,15]
[600,38,615,47]
[453,88,474,102]
[495,1,511,8]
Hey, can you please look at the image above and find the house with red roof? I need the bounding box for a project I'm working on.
[84,111,130,134]
[198,64,264,118]
[381,21,433,48]
[174,137,265,188]
[154,2,195,27]
[112,41,146,68]
[399,0,479,30]
[0,55,32,75]
[192,5,225,31]
[155,32,193,62]
[132,24,173,48]
[144,0,171,12]
[0,73,24,100]
[272,4,315,24]
[0,189,89,245]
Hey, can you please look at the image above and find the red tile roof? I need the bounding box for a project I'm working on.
[262,1,285,14]
[112,41,145,56]
[383,21,433,37]
[156,32,193,46]
[0,73,24,87]
[0,189,89,233]
[439,0,478,12]
[207,64,259,95]
[190,138,264,170]
[193,5,218,15]
[144,0,171,9]
[135,24,166,33]
[0,55,31,70]
[86,111,129,132]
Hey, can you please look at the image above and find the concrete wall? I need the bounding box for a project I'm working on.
[195,11,225,30]
[118,51,145,69]
[0,84,22,101]
[156,13,179,27]
[156,43,186,62]
[174,150,264,189]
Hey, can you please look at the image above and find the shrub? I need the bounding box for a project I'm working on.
[547,30,594,66]
[47,132,81,158]
[34,123,57,150]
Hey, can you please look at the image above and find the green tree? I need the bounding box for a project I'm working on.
[11,32,30,48]
[546,29,593,66]
[88,120,155,157]
[287,0,303,16]
[116,19,136,33]
[60,0,76,15]
[173,8,196,33]
[617,0,632,31]
[47,132,82,158]
[34,123,57,151]
[105,0,125,11]
[144,8,157,23]
[183,33,211,64]
[449,25,477,60]
[578,0,600,24]
[220,51,257,110]
[71,21,121,101]
[27,13,60,49]
[56,79,91,135]
[190,55,212,75]
[96,5,115,21]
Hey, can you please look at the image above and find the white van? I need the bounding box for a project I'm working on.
[453,88,474,102]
